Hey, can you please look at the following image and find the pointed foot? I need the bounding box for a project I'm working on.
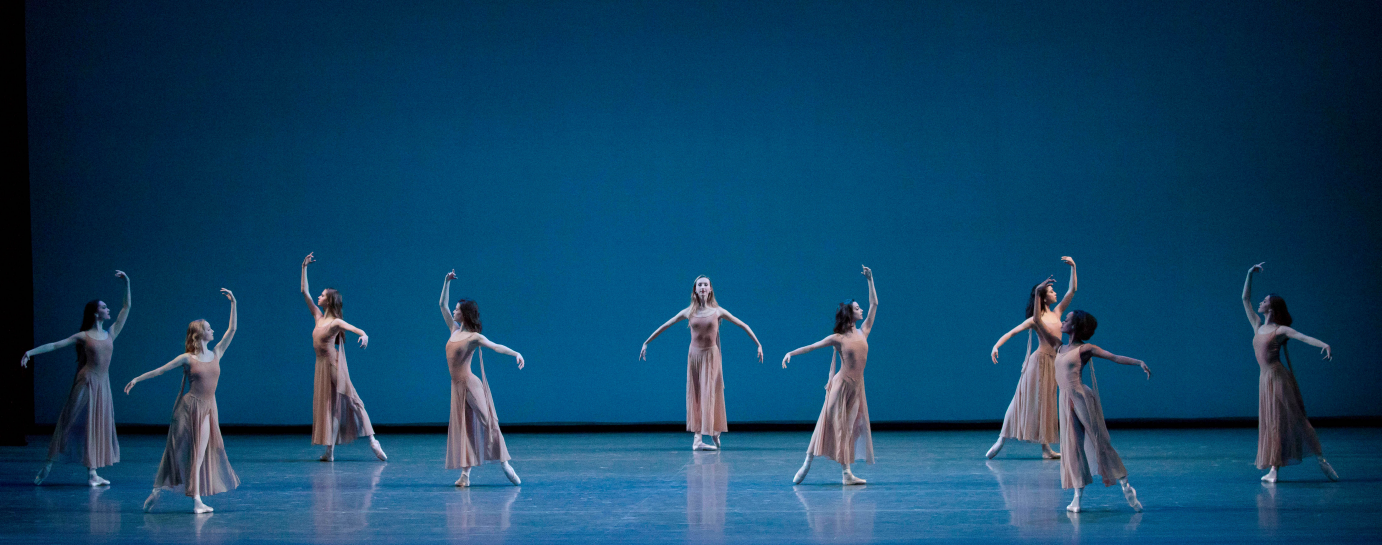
[371,439,388,462]
[1122,482,1143,512]
[1320,459,1339,481]
[986,438,1005,459]
[454,473,470,487]
[34,464,51,486]
[502,462,521,486]
[143,491,160,513]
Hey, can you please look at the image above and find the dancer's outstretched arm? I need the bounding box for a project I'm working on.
[861,265,878,337]
[213,289,237,358]
[781,335,841,369]
[1242,262,1264,330]
[477,335,525,369]
[20,333,84,368]
[1054,257,1077,316]
[640,309,689,360]
[439,270,457,331]
[301,253,322,320]
[1084,344,1151,379]
[990,318,1034,364]
[329,319,369,348]
[719,309,764,362]
[124,354,190,394]
[1278,326,1333,360]
[110,271,132,339]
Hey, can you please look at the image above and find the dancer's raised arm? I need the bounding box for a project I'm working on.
[1278,326,1333,361]
[990,318,1034,364]
[1243,262,1264,330]
[781,335,841,369]
[301,253,322,319]
[1054,257,1077,316]
[640,308,690,360]
[439,270,457,331]
[20,333,84,368]
[478,335,525,369]
[213,289,237,358]
[1084,344,1151,380]
[860,266,878,337]
[719,309,764,362]
[110,271,131,339]
[124,354,190,394]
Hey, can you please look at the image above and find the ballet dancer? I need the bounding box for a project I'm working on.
[1242,263,1338,483]
[641,275,764,451]
[22,270,130,486]
[987,257,1077,459]
[1055,310,1147,513]
[439,270,523,487]
[784,265,877,485]
[300,253,386,462]
[125,289,241,513]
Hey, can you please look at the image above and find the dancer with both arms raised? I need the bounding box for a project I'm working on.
[987,257,1077,460]
[641,275,764,451]
[300,253,387,462]
[1241,262,1338,483]
[784,265,877,485]
[125,288,241,514]
[22,270,131,486]
[440,270,524,487]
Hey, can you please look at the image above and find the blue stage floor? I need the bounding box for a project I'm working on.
[1,429,1378,543]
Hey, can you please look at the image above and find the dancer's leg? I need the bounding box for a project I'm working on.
[792,454,814,484]
[369,435,387,461]
[1066,487,1083,512]
[502,461,521,485]
[986,436,1006,459]
[455,466,471,487]
[191,415,213,514]
[1119,477,1142,512]
[841,463,866,485]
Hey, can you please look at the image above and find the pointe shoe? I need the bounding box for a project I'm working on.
[370,439,388,462]
[712,435,721,449]
[454,473,470,487]
[502,462,521,486]
[1066,499,1081,513]
[1319,459,1339,482]
[34,464,51,486]
[793,460,812,485]
[88,475,110,487]
[841,468,866,485]
[144,491,160,513]
[320,448,334,462]
[692,437,718,451]
[1261,468,1278,483]
[1042,446,1062,460]
[1122,482,1143,512]
[192,499,213,514]
[986,439,1004,459]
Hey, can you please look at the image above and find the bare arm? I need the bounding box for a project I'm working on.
[110,270,132,339]
[301,253,322,320]
[1085,344,1150,379]
[477,334,525,369]
[718,308,764,363]
[439,270,457,332]
[640,308,689,360]
[333,319,370,348]
[213,289,237,357]
[781,335,840,369]
[124,354,189,394]
[1054,257,1077,315]
[1242,262,1264,331]
[990,317,1035,364]
[20,333,84,368]
[860,265,878,337]
[1278,326,1333,360]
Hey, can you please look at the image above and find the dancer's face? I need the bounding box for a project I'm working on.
[852,302,864,321]
[318,289,329,306]
[1043,285,1057,305]
[1060,312,1074,334]
[95,301,110,321]
[1258,296,1271,314]
[201,320,214,341]
[695,278,712,302]
[453,302,465,324]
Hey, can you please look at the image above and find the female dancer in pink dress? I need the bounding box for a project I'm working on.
[987,257,1076,459]
[125,289,241,514]
[1241,263,1338,483]
[439,270,524,487]
[21,270,130,486]
[641,275,764,451]
[783,266,876,485]
[1053,310,1147,513]
[301,253,386,462]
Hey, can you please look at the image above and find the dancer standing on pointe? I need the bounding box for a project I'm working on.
[22,270,130,486]
[1242,263,1338,483]
[439,270,524,487]
[300,253,386,462]
[987,257,1077,460]
[784,265,877,485]
[125,289,241,514]
[641,275,765,451]
[1055,310,1147,513]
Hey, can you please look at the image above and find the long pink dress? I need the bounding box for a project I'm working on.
[445,335,511,469]
[311,322,375,445]
[1055,346,1127,489]
[46,332,120,468]
[152,351,239,497]
[999,322,1060,445]
[1254,326,1323,468]
[687,312,728,436]
[806,333,874,465]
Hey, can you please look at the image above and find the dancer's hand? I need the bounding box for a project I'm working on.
[991,347,1000,365]
[358,334,369,349]
[1060,256,1075,267]
[221,288,234,301]
[640,344,648,361]
[123,378,138,394]
[303,252,316,267]
[1321,345,1332,361]
[1249,262,1264,274]
[860,265,872,280]
[115,270,128,280]
[781,353,790,369]
[515,353,525,369]
[20,352,30,368]
[445,270,456,281]
[1138,361,1151,380]
[756,345,764,363]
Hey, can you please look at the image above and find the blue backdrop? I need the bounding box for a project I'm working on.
[25,0,1381,426]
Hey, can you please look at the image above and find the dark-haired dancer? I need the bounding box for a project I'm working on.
[1242,263,1337,483]
[125,289,240,514]
[987,257,1076,459]
[440,270,523,487]
[1055,310,1147,513]
[301,253,386,462]
[22,271,130,486]
[641,275,764,451]
[783,266,876,485]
